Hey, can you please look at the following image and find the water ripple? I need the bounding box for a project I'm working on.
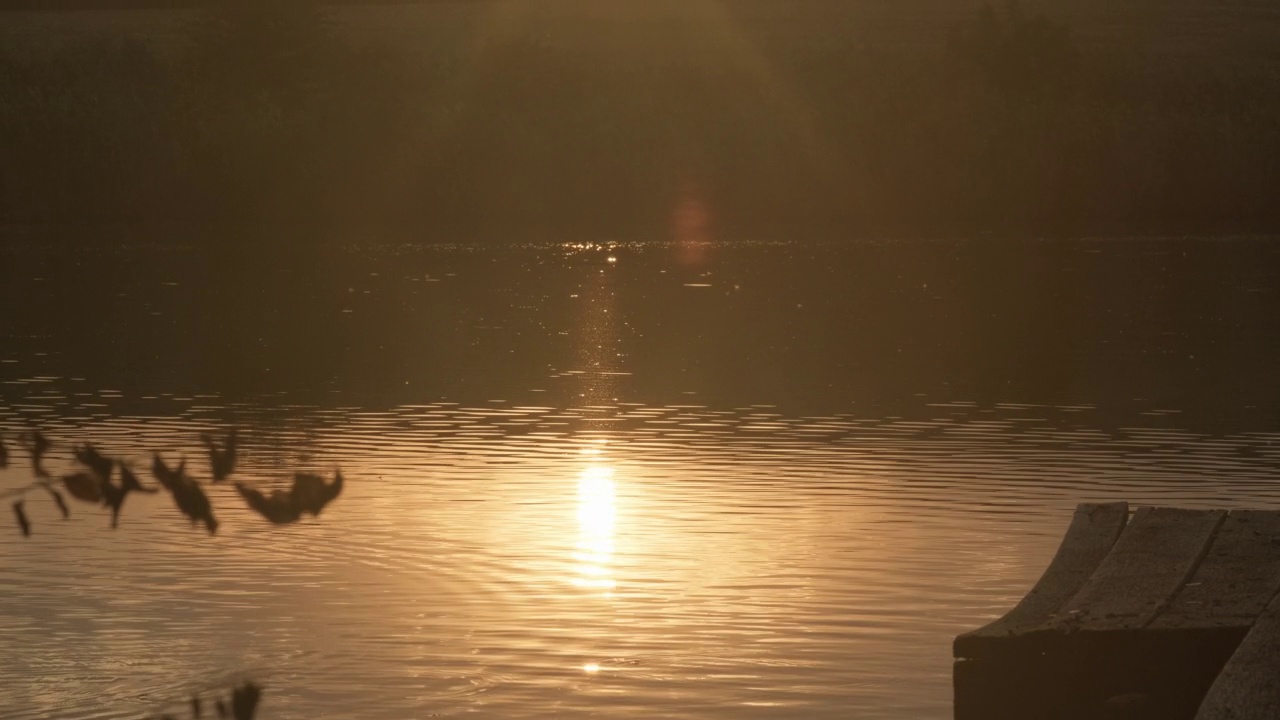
[2,404,1279,718]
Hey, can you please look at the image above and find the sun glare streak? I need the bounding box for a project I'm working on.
[573,464,617,593]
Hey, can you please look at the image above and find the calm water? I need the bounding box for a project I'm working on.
[2,237,1280,719]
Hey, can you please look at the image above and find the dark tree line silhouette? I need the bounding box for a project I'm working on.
[1,1,1277,237]
[948,1,1078,99]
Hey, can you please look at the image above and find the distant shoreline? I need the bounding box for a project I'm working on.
[3,2,1279,237]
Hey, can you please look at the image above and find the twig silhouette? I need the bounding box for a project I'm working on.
[12,500,30,537]
[42,483,70,518]
[21,430,52,479]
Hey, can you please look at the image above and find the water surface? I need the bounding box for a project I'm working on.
[2,237,1279,719]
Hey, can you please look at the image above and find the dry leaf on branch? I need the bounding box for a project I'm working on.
[202,429,239,482]
[292,470,344,517]
[62,472,105,504]
[73,443,114,480]
[236,470,343,525]
[153,453,218,534]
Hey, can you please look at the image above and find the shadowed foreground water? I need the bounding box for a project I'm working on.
[2,238,1280,719]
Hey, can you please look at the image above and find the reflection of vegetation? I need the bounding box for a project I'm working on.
[0,2,1277,236]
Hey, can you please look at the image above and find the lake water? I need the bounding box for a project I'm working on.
[2,237,1280,719]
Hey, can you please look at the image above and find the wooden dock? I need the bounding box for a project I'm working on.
[954,503,1280,720]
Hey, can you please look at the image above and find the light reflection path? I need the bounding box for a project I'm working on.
[574,463,616,594]
[5,407,1280,719]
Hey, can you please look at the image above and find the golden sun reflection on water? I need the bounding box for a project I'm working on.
[573,463,617,594]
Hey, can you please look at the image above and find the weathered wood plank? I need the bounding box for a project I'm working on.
[955,505,1280,720]
[1195,590,1280,720]
[954,501,1129,659]
[1048,507,1226,632]
[1150,510,1280,631]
